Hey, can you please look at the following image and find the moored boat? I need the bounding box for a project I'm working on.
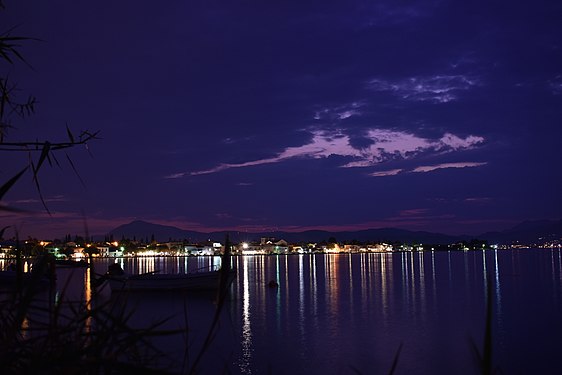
[102,264,236,293]
[54,259,89,268]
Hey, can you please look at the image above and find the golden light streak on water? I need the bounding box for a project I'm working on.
[20,316,30,340]
[84,267,92,334]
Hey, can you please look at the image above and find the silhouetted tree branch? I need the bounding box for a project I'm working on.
[0,2,99,213]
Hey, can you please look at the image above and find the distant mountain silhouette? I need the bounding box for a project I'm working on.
[108,219,562,245]
[479,219,562,244]
[109,220,206,242]
[109,220,462,244]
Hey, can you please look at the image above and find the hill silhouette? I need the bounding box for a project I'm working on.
[108,219,562,245]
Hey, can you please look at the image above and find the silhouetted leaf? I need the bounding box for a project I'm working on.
[66,152,85,187]
[33,141,51,180]
[0,166,28,200]
[0,204,28,213]
[30,166,50,214]
[66,124,75,143]
[0,33,38,67]
[51,152,61,168]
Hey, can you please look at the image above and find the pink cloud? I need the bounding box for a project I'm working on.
[313,102,364,120]
[368,74,480,103]
[437,133,484,150]
[166,129,485,178]
[370,169,403,177]
[412,162,487,173]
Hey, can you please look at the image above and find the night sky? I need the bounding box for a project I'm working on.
[2,1,561,239]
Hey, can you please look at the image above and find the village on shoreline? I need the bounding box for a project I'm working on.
[0,234,559,259]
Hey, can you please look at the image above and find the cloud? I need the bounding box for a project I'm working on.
[368,75,479,103]
[342,129,483,168]
[398,208,429,217]
[13,195,68,204]
[371,162,487,177]
[222,136,254,144]
[411,162,487,173]
[314,102,364,121]
[182,130,361,176]
[437,133,485,150]
[370,169,403,177]
[464,197,492,203]
[168,128,484,177]
[164,172,188,179]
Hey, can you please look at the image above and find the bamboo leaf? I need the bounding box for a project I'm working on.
[31,169,51,214]
[66,124,75,143]
[0,203,28,213]
[51,152,61,168]
[0,166,28,200]
[66,152,85,187]
[33,141,51,180]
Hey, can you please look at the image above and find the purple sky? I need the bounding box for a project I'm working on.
[1,0,561,239]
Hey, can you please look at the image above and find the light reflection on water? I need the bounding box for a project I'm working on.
[2,250,562,374]
[228,250,562,374]
[494,249,502,322]
[239,256,252,374]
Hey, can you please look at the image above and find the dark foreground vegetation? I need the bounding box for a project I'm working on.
[0,242,235,375]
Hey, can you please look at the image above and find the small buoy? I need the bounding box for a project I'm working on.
[268,280,279,288]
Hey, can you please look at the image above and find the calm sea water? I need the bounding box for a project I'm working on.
[8,249,562,374]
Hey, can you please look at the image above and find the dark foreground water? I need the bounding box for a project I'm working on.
[6,249,562,374]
